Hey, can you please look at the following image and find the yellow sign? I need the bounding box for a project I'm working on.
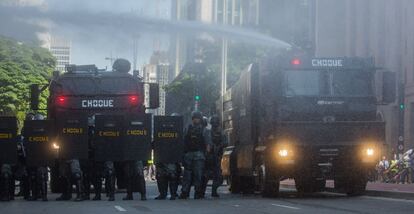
[63,128,83,134]
[29,136,49,142]
[0,133,12,139]
[127,129,147,136]
[99,131,120,137]
[157,132,178,138]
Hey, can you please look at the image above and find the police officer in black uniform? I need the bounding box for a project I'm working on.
[201,115,227,197]
[25,114,49,201]
[179,111,211,199]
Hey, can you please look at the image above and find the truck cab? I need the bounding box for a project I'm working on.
[221,53,395,197]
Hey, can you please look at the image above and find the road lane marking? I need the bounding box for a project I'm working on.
[361,196,414,204]
[271,203,300,210]
[233,204,240,207]
[114,205,127,212]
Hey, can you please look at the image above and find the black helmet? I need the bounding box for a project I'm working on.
[191,111,203,120]
[25,113,35,121]
[210,115,220,127]
[112,58,131,73]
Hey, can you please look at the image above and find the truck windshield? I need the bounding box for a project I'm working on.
[57,77,139,95]
[285,70,373,97]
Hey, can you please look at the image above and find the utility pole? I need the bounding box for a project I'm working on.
[221,0,229,127]
[397,81,405,158]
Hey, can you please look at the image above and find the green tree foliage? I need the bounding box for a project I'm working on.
[165,39,268,117]
[0,36,55,127]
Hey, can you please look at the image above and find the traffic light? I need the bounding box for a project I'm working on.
[195,95,201,101]
[400,103,405,110]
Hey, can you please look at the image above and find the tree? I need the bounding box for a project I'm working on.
[0,36,55,128]
[165,38,268,118]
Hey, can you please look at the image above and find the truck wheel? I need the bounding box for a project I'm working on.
[346,178,367,196]
[240,176,255,194]
[228,175,241,194]
[261,166,279,198]
[335,175,367,196]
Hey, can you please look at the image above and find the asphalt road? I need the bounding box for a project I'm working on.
[1,182,414,214]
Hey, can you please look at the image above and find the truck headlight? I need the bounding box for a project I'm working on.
[278,149,289,157]
[52,142,60,150]
[366,148,374,156]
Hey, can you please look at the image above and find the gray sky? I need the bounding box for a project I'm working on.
[0,0,172,69]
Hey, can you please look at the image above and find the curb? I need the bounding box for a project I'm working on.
[280,183,414,200]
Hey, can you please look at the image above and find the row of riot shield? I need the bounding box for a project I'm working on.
[1,114,184,165]
[56,114,184,163]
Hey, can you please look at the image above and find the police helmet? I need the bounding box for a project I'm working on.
[112,58,131,73]
[25,113,35,121]
[210,115,220,127]
[88,115,95,126]
[34,114,44,120]
[191,111,203,120]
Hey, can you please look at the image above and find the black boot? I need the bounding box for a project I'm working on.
[139,177,146,201]
[92,178,102,201]
[56,178,72,201]
[74,179,84,202]
[169,180,178,200]
[122,179,133,200]
[108,175,115,201]
[155,177,167,200]
[0,175,10,201]
[211,188,219,198]
[178,192,189,199]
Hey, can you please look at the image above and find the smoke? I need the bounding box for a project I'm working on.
[0,3,291,48]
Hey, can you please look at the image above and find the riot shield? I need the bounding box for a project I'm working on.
[56,116,89,160]
[0,117,17,164]
[23,120,53,166]
[94,115,124,161]
[123,114,152,161]
[153,116,184,163]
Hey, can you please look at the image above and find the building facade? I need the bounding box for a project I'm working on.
[143,51,171,116]
[45,36,71,72]
[312,0,414,152]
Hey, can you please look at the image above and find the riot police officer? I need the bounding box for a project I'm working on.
[87,116,116,201]
[201,115,227,197]
[25,113,49,201]
[179,111,211,199]
[123,160,147,201]
[0,116,18,201]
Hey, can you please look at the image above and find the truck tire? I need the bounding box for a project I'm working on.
[240,176,255,194]
[228,175,241,194]
[261,166,279,198]
[335,174,367,196]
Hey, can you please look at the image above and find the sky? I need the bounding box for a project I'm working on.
[0,0,172,69]
[0,0,290,70]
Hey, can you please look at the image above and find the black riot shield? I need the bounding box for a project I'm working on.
[154,116,184,163]
[0,117,17,164]
[123,114,152,161]
[23,120,53,166]
[94,115,124,162]
[56,116,89,160]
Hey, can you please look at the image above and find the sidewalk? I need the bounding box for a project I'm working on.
[280,179,414,194]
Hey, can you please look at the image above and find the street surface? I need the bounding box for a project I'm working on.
[1,182,414,214]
